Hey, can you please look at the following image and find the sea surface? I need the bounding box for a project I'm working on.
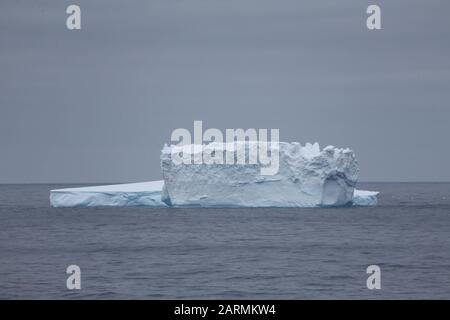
[0,183,449,299]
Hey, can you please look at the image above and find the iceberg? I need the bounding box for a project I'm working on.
[50,181,377,208]
[352,189,379,206]
[50,141,379,208]
[50,181,167,207]
[161,142,360,207]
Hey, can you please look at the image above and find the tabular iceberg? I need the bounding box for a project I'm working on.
[352,189,379,206]
[50,141,379,208]
[161,141,360,207]
[50,181,167,207]
[50,181,377,207]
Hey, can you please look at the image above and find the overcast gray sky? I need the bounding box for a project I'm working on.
[1,0,449,183]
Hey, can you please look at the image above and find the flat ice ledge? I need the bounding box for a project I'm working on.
[352,189,379,206]
[50,181,167,207]
[50,181,378,208]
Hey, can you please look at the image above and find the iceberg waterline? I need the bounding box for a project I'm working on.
[50,141,378,208]
[50,180,378,207]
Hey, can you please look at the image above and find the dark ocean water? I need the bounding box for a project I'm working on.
[0,183,449,299]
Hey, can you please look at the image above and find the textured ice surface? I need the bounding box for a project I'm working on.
[50,181,167,207]
[161,142,361,207]
[50,181,377,207]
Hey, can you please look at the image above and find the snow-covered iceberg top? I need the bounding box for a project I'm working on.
[161,141,361,207]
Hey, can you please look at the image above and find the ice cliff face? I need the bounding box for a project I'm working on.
[161,142,359,207]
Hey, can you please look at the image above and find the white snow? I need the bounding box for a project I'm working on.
[161,141,362,207]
